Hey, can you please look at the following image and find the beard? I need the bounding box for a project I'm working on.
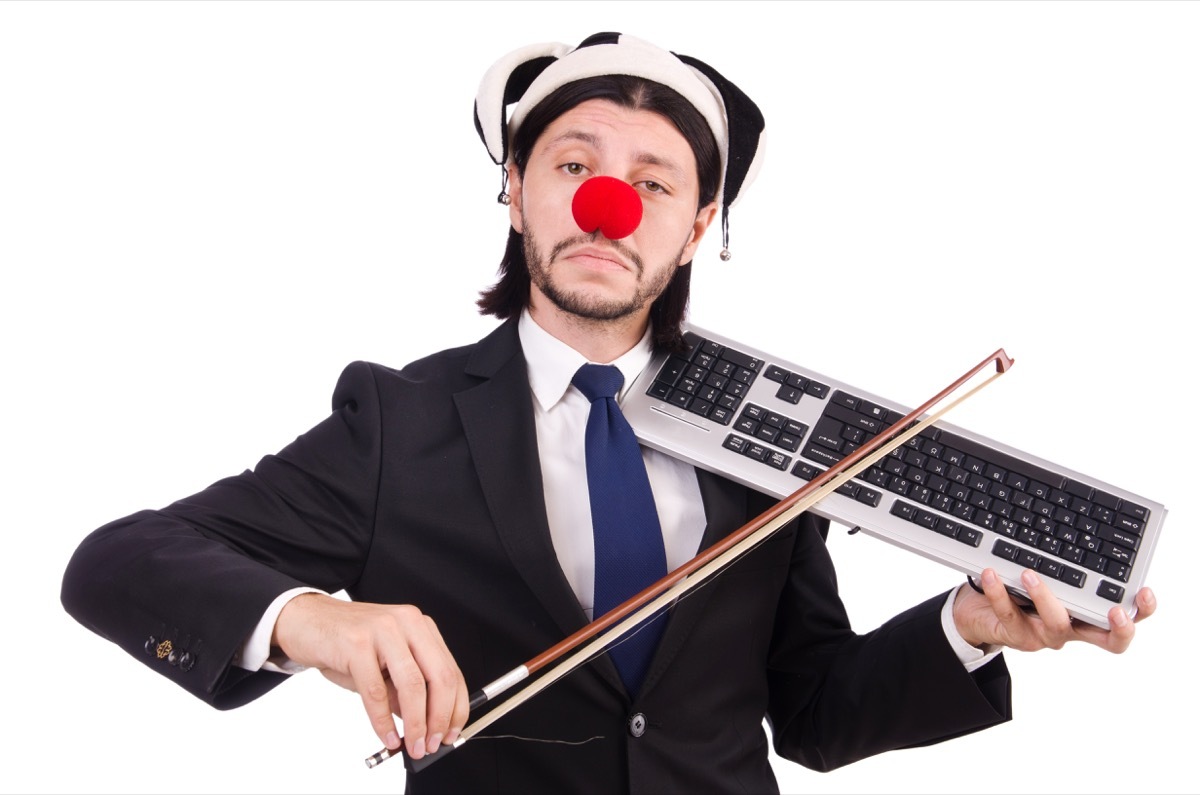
[522,225,684,322]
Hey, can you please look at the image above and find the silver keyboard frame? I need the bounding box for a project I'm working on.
[623,322,1167,629]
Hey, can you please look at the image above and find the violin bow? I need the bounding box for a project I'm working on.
[366,347,1015,772]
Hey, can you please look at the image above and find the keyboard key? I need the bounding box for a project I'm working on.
[836,481,861,500]
[791,462,820,481]
[1123,502,1151,522]
[766,451,791,470]
[804,380,830,399]
[1107,562,1132,582]
[1016,549,1040,569]
[802,443,842,468]
[855,487,881,508]
[935,518,959,538]
[764,364,789,383]
[958,528,983,547]
[777,433,802,452]
[734,417,758,435]
[742,403,767,420]
[992,539,1020,561]
[1097,525,1141,551]
[890,500,917,522]
[1096,581,1125,603]
[1082,551,1109,574]
[1102,542,1133,565]
[1037,558,1064,580]
[1115,514,1145,535]
[668,390,693,409]
[743,443,769,462]
[721,348,762,372]
[1061,567,1086,588]
[786,372,809,390]
[755,425,781,445]
[775,385,803,404]
[723,434,748,454]
[655,356,690,386]
[831,391,859,411]
[1065,479,1094,500]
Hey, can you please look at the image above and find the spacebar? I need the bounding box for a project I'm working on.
[802,442,844,469]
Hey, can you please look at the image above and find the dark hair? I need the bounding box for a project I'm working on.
[476,75,721,352]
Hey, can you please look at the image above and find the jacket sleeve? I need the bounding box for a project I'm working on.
[60,361,384,709]
[765,511,1012,771]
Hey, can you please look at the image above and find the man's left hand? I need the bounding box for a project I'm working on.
[953,567,1156,654]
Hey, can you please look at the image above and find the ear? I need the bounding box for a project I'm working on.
[506,163,524,233]
[680,201,719,264]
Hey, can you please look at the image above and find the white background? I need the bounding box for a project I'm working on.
[2,2,1197,793]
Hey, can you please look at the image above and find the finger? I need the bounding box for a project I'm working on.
[1100,605,1137,653]
[1018,570,1073,648]
[348,656,403,754]
[1074,588,1152,652]
[447,672,470,745]
[1133,587,1157,622]
[408,616,467,754]
[978,567,1027,640]
[1060,601,1138,652]
[435,619,469,745]
[381,646,431,760]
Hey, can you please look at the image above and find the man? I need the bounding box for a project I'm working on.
[61,32,1155,794]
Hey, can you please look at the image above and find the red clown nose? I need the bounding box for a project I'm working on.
[571,176,643,240]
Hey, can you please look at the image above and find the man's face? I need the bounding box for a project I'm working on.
[508,99,717,324]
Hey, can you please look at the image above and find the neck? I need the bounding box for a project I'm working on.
[528,293,649,364]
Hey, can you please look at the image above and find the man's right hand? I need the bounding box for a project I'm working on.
[272,593,469,760]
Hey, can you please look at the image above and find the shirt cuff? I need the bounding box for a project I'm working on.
[941,584,1002,672]
[234,587,325,673]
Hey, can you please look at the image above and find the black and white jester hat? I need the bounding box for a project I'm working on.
[474,31,766,259]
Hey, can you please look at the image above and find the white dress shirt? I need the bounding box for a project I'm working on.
[518,309,706,621]
[239,310,997,672]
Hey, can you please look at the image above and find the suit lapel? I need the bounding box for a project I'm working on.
[453,321,595,647]
[638,468,749,697]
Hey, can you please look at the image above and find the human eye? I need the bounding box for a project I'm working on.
[562,162,587,176]
[639,180,669,195]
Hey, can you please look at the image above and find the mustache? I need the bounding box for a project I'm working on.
[548,232,644,275]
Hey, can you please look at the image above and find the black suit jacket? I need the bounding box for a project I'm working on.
[62,318,1011,794]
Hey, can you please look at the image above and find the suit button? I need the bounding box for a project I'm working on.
[144,636,157,655]
[628,713,647,738]
[179,651,195,672]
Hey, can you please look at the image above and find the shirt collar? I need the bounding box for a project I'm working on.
[518,308,655,412]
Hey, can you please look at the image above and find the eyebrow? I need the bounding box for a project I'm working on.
[545,129,690,185]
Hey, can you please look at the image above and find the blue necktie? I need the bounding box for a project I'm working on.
[572,363,668,696]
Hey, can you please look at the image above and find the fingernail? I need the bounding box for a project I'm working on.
[409,737,425,759]
[982,569,997,587]
[386,731,401,750]
[428,734,443,754]
[1021,570,1040,589]
[446,727,461,745]
[1113,610,1130,628]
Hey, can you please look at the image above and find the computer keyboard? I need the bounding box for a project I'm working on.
[621,323,1167,628]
